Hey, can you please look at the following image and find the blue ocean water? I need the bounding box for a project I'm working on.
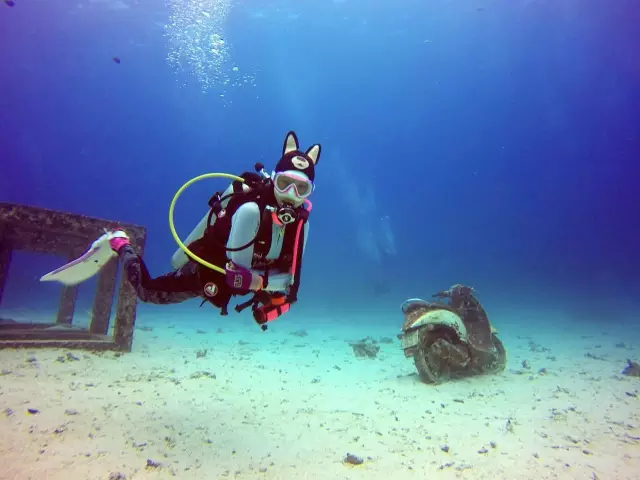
[1,0,639,331]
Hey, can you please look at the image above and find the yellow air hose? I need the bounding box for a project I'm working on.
[168,173,244,274]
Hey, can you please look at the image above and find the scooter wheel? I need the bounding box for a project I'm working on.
[413,327,463,384]
[483,334,507,374]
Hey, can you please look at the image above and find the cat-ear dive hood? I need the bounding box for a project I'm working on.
[273,131,321,182]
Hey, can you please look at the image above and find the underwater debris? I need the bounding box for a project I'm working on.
[585,352,607,361]
[622,359,640,377]
[349,337,380,358]
[195,349,208,358]
[5,0,16,7]
[112,57,121,64]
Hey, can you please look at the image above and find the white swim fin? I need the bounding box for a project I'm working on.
[40,232,117,286]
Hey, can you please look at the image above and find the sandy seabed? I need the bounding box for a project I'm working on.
[1,310,639,480]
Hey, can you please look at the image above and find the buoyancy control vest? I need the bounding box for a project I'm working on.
[186,163,309,319]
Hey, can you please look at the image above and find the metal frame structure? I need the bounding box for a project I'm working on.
[0,203,146,352]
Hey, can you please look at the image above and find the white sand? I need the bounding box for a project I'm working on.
[1,309,639,480]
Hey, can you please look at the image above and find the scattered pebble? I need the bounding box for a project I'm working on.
[440,444,450,453]
[343,453,364,465]
[622,359,640,376]
[57,352,80,363]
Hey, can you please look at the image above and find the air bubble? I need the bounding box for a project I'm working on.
[164,0,256,96]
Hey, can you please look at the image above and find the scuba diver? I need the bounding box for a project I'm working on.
[41,131,320,329]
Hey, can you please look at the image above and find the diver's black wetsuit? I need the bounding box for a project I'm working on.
[119,245,201,305]
[117,200,309,307]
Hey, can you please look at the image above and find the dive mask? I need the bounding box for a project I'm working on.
[273,171,314,199]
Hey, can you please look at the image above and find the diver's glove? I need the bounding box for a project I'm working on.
[225,262,264,291]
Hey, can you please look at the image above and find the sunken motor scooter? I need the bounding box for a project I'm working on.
[398,284,507,384]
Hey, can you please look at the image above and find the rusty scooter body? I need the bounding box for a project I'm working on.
[398,284,507,384]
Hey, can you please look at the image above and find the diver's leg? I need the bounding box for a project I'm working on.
[118,245,200,304]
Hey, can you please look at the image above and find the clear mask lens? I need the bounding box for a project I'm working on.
[274,173,312,198]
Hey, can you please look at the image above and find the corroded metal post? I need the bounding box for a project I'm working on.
[56,247,85,325]
[89,257,118,334]
[113,271,139,351]
[113,240,145,352]
[0,224,11,305]
[56,284,79,324]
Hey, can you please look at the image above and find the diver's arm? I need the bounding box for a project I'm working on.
[226,202,266,291]
[227,202,260,267]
